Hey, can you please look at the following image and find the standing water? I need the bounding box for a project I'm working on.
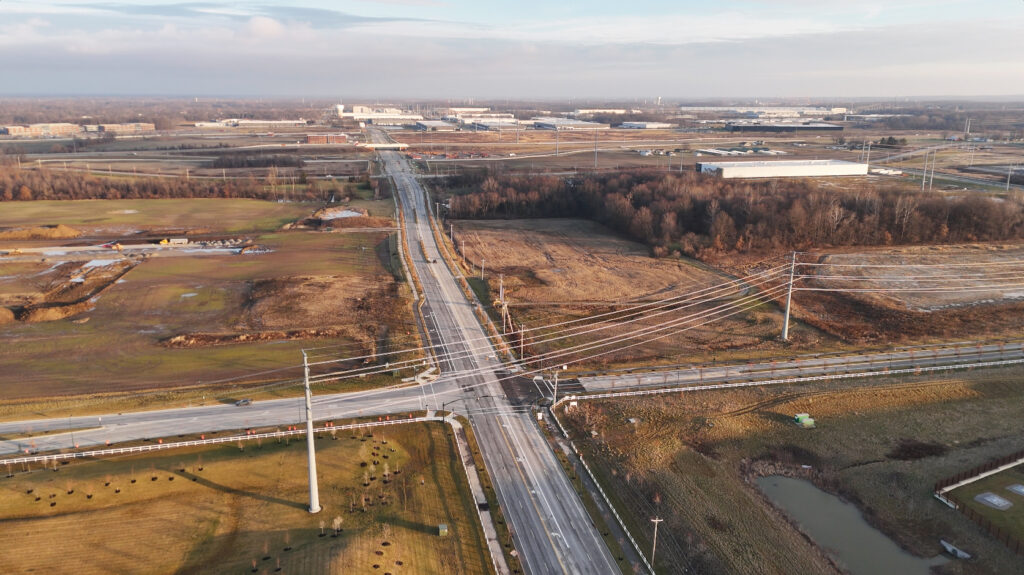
[757,475,948,575]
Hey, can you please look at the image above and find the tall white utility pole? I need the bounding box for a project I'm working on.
[864,142,872,166]
[302,351,322,514]
[1009,164,1016,192]
[921,151,928,192]
[929,151,936,190]
[480,258,486,280]
[781,251,796,341]
[651,517,664,569]
[555,129,559,157]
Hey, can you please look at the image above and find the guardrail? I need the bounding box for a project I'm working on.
[1,416,439,466]
[556,357,1024,408]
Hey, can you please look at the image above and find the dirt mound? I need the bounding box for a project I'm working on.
[16,300,94,322]
[10,259,134,323]
[285,206,391,231]
[0,224,81,240]
[163,327,365,348]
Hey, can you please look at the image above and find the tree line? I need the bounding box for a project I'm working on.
[0,166,321,202]
[443,170,1024,257]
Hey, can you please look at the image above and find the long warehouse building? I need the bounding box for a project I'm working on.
[697,159,868,179]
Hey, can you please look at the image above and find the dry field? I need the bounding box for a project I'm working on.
[812,244,1024,311]
[789,244,1024,343]
[562,367,1024,575]
[0,422,492,575]
[0,199,417,416]
[451,218,822,367]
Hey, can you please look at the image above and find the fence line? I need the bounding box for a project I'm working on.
[932,448,1024,558]
[549,406,657,575]
[0,416,437,466]
[555,357,1024,408]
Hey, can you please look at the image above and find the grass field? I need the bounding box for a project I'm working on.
[451,218,824,368]
[562,367,1024,575]
[0,422,492,575]
[0,198,420,418]
[0,198,312,236]
[950,465,1024,542]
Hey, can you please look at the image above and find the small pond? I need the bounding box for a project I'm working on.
[757,475,948,575]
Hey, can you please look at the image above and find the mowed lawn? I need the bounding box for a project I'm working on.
[0,422,492,575]
[950,464,1024,541]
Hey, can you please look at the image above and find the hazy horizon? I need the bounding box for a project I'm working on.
[2,1,1023,99]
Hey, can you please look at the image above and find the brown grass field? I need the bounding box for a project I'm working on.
[785,243,1024,343]
[0,422,492,575]
[450,218,825,368]
[0,199,419,419]
[562,366,1024,574]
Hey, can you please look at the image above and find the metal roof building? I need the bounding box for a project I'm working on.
[696,159,868,179]
[620,122,675,129]
[532,117,610,131]
[726,121,843,133]
[415,120,458,132]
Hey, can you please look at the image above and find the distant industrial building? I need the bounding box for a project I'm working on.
[196,119,308,128]
[468,120,521,131]
[696,159,868,179]
[532,117,610,131]
[337,104,422,125]
[726,121,843,133]
[620,121,675,129]
[680,106,847,118]
[571,108,633,117]
[1,123,83,137]
[415,120,458,132]
[94,123,155,133]
[305,134,348,144]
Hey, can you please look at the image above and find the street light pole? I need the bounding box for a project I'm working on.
[302,351,322,514]
[552,365,567,405]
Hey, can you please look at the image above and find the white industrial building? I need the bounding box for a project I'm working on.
[337,104,423,125]
[696,159,868,179]
[532,117,610,131]
[620,121,675,129]
[469,119,521,131]
[415,120,458,132]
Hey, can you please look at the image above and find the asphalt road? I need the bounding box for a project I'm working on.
[371,127,619,574]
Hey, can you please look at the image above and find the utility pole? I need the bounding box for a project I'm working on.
[1009,164,1016,192]
[302,351,322,514]
[555,129,559,157]
[651,517,664,569]
[781,251,796,341]
[929,151,936,190]
[921,151,928,192]
[594,130,598,170]
[480,258,486,280]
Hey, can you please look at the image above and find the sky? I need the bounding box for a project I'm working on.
[1,0,1023,99]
